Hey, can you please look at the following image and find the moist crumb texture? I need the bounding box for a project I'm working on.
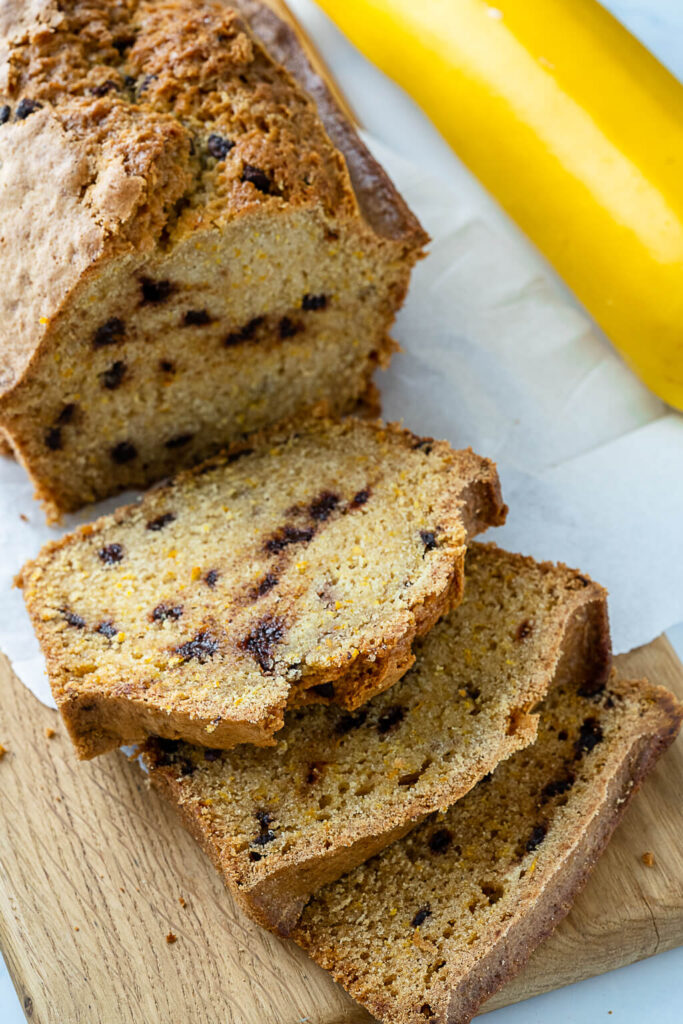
[20,419,506,759]
[0,0,427,520]
[291,675,682,1024]
[143,542,610,933]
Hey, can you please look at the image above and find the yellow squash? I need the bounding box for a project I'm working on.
[316,0,683,409]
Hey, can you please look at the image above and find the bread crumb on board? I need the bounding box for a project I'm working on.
[166,932,178,945]
[45,726,56,739]
[0,744,7,760]
[641,851,656,868]
[178,896,187,908]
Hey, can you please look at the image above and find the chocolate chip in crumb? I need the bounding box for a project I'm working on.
[45,427,62,451]
[98,543,124,565]
[312,682,335,699]
[112,35,136,55]
[377,705,405,736]
[159,359,175,373]
[183,309,212,326]
[0,105,10,125]
[309,491,340,522]
[111,441,138,464]
[141,277,174,304]
[557,730,568,741]
[428,828,453,855]
[61,608,86,629]
[15,98,42,120]
[574,717,603,758]
[165,434,193,449]
[207,133,235,160]
[351,489,370,508]
[302,293,328,311]
[93,317,125,348]
[413,438,433,454]
[541,772,575,801]
[205,569,220,588]
[152,603,184,622]
[101,360,127,390]
[249,851,262,862]
[96,620,118,639]
[138,74,158,94]
[91,80,118,97]
[420,530,438,553]
[224,316,264,347]
[525,824,547,852]
[515,619,534,642]
[335,709,368,735]
[147,512,175,531]
[252,571,277,598]
[265,524,315,554]
[411,905,432,928]
[240,616,285,673]
[175,631,218,663]
[241,164,272,194]
[279,316,302,339]
[56,403,76,425]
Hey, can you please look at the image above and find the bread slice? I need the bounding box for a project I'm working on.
[142,543,610,934]
[291,673,682,1024]
[19,419,505,759]
[0,0,426,521]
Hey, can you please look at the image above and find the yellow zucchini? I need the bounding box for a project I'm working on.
[316,0,683,409]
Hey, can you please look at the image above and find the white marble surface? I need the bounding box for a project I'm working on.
[2,2,682,1020]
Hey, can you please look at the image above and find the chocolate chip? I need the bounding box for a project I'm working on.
[256,809,273,828]
[335,709,368,735]
[183,309,212,327]
[175,631,219,663]
[312,682,335,699]
[159,359,175,373]
[177,757,196,777]
[165,434,193,449]
[240,616,285,673]
[93,317,125,348]
[101,360,127,390]
[141,278,174,304]
[0,106,11,125]
[557,730,568,741]
[45,427,62,451]
[420,1004,435,1019]
[413,439,433,454]
[279,316,302,339]
[91,80,118,97]
[110,441,138,464]
[411,905,432,928]
[112,35,136,55]
[309,491,340,522]
[249,851,262,862]
[207,133,235,159]
[224,316,264,347]
[574,717,603,758]
[152,603,184,622]
[377,705,405,736]
[252,808,276,847]
[420,530,438,552]
[541,773,575,801]
[61,608,86,629]
[138,74,158,94]
[56,403,76,425]
[428,828,453,855]
[205,569,220,588]
[525,824,547,852]
[146,512,175,531]
[351,489,370,508]
[252,571,277,598]
[515,619,533,642]
[241,164,272,194]
[96,620,118,639]
[204,748,222,761]
[265,524,315,554]
[253,829,276,846]
[98,543,124,565]
[302,293,327,312]
[15,98,41,120]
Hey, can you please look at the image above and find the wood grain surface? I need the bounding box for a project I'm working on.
[0,637,681,1024]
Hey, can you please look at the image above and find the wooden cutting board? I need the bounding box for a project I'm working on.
[0,638,681,1024]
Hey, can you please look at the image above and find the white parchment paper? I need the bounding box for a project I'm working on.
[1,134,682,710]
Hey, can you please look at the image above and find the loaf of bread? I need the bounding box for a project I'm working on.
[142,543,610,933]
[292,673,682,1024]
[0,0,426,520]
[19,419,505,758]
